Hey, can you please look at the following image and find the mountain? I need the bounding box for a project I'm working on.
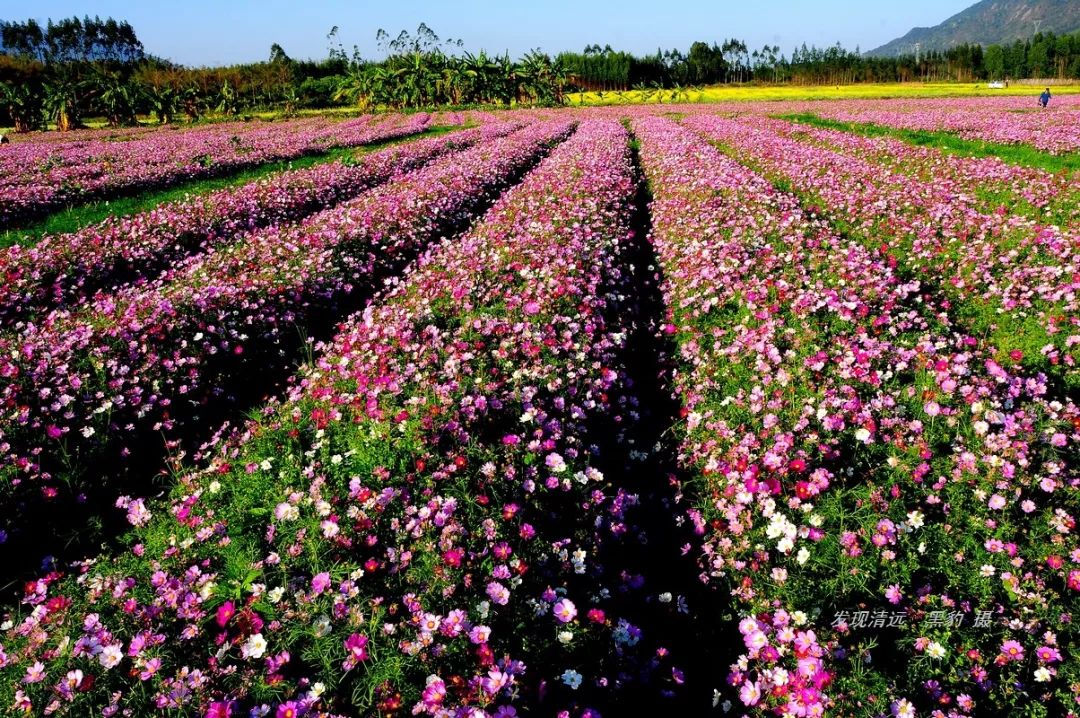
[867,0,1080,56]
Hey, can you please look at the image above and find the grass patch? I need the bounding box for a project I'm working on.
[0,125,464,248]
[779,112,1080,173]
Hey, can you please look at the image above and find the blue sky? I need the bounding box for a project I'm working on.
[13,0,975,66]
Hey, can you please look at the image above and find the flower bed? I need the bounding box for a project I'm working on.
[780,118,1079,228]
[0,113,432,229]
[685,114,1080,389]
[810,96,1080,155]
[0,123,518,325]
[0,120,572,547]
[634,114,1080,717]
[0,119,670,717]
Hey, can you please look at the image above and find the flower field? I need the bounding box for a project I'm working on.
[0,102,1077,718]
[0,113,434,229]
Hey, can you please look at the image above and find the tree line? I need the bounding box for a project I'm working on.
[2,16,1080,132]
[560,34,1080,88]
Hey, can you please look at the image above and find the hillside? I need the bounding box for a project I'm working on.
[868,0,1080,56]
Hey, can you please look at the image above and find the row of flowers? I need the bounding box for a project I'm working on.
[803,95,1080,155]
[0,120,572,552]
[634,114,1080,717]
[0,113,432,229]
[778,117,1078,228]
[0,121,517,326]
[683,114,1080,391]
[0,119,670,716]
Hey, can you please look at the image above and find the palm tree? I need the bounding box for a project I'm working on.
[367,66,394,109]
[438,62,469,106]
[550,56,569,105]
[496,54,517,105]
[396,52,432,107]
[462,51,499,104]
[519,50,561,105]
[633,82,656,104]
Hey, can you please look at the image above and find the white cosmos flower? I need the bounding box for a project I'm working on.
[241,633,267,659]
[99,644,123,669]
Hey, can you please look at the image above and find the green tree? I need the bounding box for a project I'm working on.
[984,44,1005,79]
[94,69,138,126]
[146,84,177,124]
[216,79,238,116]
[42,69,85,131]
[0,80,43,132]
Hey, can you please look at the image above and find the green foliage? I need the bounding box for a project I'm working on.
[557,31,1080,91]
[332,38,570,110]
[0,79,43,131]
[4,17,1080,132]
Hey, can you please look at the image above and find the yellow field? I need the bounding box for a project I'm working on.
[572,82,1080,105]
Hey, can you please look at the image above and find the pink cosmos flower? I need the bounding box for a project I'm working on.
[138,657,161,681]
[1000,640,1025,661]
[275,702,300,718]
[421,676,447,706]
[1037,646,1062,663]
[739,680,761,705]
[205,702,235,718]
[469,625,492,644]
[311,572,331,595]
[343,633,369,666]
[216,601,235,628]
[486,581,510,605]
[23,661,46,683]
[552,598,577,623]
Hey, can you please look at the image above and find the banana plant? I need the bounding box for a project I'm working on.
[0,81,43,133]
[147,85,178,124]
[216,79,239,116]
[95,70,139,127]
[42,70,86,132]
[181,85,203,122]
